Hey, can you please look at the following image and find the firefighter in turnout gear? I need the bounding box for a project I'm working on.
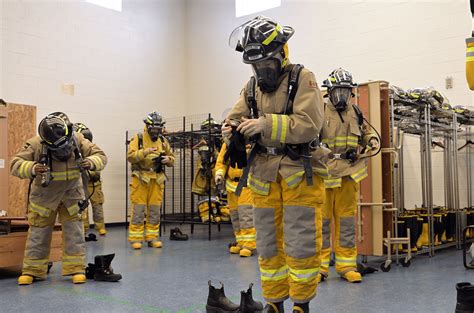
[318,68,379,283]
[225,16,326,313]
[215,142,256,257]
[11,112,107,285]
[73,123,107,236]
[127,112,175,250]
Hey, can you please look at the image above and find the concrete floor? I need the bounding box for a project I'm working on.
[0,224,472,313]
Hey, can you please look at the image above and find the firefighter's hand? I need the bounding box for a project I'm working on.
[215,174,224,187]
[161,156,172,165]
[80,159,94,170]
[33,164,49,175]
[237,117,265,137]
[144,147,158,156]
[221,123,232,138]
[369,138,380,150]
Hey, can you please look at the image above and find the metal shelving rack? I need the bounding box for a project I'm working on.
[125,113,230,241]
[390,96,467,257]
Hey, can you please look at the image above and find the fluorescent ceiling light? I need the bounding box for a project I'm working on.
[235,0,281,18]
[86,0,122,12]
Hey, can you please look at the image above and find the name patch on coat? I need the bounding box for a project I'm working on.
[309,80,318,88]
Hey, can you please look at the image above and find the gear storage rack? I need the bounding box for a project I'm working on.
[389,96,466,258]
[125,113,229,241]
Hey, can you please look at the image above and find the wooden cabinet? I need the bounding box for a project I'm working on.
[0,102,36,217]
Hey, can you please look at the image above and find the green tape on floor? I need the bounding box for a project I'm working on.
[51,285,262,313]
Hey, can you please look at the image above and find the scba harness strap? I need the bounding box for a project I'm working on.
[235,64,313,197]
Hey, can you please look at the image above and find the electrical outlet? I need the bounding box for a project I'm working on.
[61,84,75,96]
[445,76,453,89]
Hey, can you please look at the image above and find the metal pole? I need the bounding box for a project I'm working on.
[208,113,212,241]
[424,105,434,257]
[190,124,195,235]
[125,130,129,230]
[183,116,186,224]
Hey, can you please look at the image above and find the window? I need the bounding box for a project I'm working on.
[86,0,122,12]
[235,0,281,18]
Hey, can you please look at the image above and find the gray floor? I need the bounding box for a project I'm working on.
[0,224,472,313]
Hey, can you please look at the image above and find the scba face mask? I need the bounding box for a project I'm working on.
[147,125,163,141]
[252,56,284,93]
[330,87,353,112]
[51,140,74,161]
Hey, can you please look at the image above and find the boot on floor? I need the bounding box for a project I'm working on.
[263,302,284,313]
[170,227,189,241]
[206,281,240,313]
[86,254,122,282]
[292,302,309,313]
[456,282,474,313]
[240,283,263,313]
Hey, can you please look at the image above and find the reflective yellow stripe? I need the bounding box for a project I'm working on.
[467,47,474,53]
[25,162,34,178]
[226,180,237,193]
[350,167,368,183]
[262,24,282,45]
[88,156,103,169]
[280,115,288,143]
[285,171,304,188]
[129,231,143,235]
[271,114,278,141]
[51,170,81,180]
[19,162,28,178]
[237,235,256,240]
[467,56,474,62]
[248,176,270,195]
[289,267,319,283]
[24,258,49,264]
[324,178,342,188]
[29,201,50,216]
[260,265,288,281]
[335,257,357,264]
[314,167,329,178]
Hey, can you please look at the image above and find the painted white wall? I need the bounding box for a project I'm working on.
[185,0,474,209]
[0,0,472,223]
[1,0,187,223]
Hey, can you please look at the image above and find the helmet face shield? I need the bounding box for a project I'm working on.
[330,87,353,112]
[39,114,73,150]
[229,16,294,64]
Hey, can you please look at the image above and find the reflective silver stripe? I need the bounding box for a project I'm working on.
[467,52,474,57]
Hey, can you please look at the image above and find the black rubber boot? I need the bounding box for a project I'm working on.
[85,233,97,242]
[170,227,189,241]
[263,302,284,313]
[456,282,474,313]
[206,281,240,313]
[93,254,122,282]
[240,283,264,313]
[292,302,309,313]
[85,263,96,279]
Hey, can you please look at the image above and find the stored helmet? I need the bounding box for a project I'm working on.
[73,122,93,142]
[201,117,221,131]
[229,16,294,64]
[143,112,165,127]
[38,112,73,150]
[322,68,357,90]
